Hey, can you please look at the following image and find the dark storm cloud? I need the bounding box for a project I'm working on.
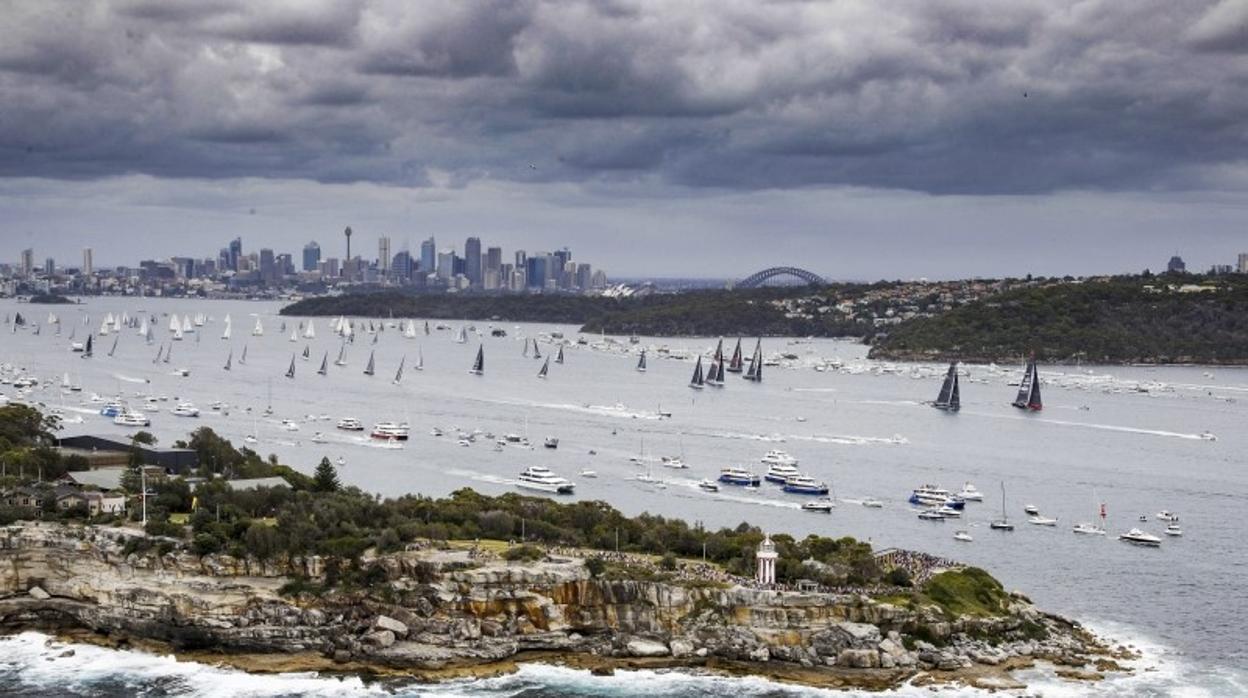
[1,0,1246,196]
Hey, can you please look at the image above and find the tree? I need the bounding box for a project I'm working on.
[312,457,340,493]
[131,431,157,446]
[585,555,606,578]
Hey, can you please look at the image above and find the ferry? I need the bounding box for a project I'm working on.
[516,466,575,495]
[783,475,830,495]
[336,417,364,431]
[764,462,801,484]
[113,411,150,427]
[371,422,409,440]
[718,467,761,487]
[909,485,965,509]
[170,403,199,417]
[801,498,834,513]
[760,449,798,466]
[99,401,124,418]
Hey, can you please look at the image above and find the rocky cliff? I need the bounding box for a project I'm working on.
[0,523,1127,688]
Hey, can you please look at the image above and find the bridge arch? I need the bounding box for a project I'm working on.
[736,266,825,289]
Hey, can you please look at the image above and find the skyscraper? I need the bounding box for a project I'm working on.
[379,236,391,275]
[1167,255,1186,273]
[259,248,277,285]
[82,248,93,277]
[228,237,242,271]
[420,237,437,274]
[514,250,527,269]
[1239,253,1248,274]
[44,258,55,276]
[485,246,502,274]
[20,248,33,278]
[302,241,321,272]
[464,236,482,287]
[344,226,353,264]
[436,250,455,280]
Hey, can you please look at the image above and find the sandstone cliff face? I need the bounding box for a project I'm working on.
[0,523,1094,675]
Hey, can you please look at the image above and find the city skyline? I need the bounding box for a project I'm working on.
[1,1,1247,278]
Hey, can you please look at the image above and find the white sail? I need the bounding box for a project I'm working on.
[173,325,184,341]
[403,320,417,339]
[182,315,193,332]
[98,319,110,336]
[289,327,298,342]
[252,317,264,336]
[221,319,232,340]
[303,320,315,339]
[168,315,180,333]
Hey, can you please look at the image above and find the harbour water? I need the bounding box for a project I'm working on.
[2,298,1246,696]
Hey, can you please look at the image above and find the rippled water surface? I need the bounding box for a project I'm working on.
[2,298,1246,696]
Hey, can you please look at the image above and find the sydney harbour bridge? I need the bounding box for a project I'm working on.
[734,266,825,289]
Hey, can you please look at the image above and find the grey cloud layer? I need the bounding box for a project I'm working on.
[1,0,1245,195]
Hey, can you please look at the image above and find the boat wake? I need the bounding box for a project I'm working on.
[112,373,150,384]
[488,398,664,421]
[970,412,1212,441]
[789,433,908,446]
[696,430,788,443]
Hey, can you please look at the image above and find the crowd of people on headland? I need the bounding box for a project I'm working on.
[874,548,962,585]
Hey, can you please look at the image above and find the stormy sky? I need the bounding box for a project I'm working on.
[2,0,1247,279]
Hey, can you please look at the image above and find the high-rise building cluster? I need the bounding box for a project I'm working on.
[1,231,609,297]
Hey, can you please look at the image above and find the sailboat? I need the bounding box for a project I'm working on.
[334,344,347,367]
[289,327,298,342]
[285,354,296,379]
[224,350,233,371]
[108,335,118,358]
[317,352,329,376]
[82,334,94,358]
[303,320,315,339]
[522,338,530,357]
[172,323,184,341]
[708,339,726,387]
[424,320,430,335]
[182,315,193,333]
[636,350,647,372]
[163,343,172,364]
[403,320,417,339]
[1012,356,1043,410]
[456,326,467,344]
[468,344,485,375]
[393,356,405,385]
[168,315,179,335]
[990,482,1015,531]
[555,345,565,364]
[743,339,763,381]
[932,362,961,411]
[363,350,376,376]
[252,317,264,337]
[532,339,542,360]
[240,344,248,365]
[689,356,705,389]
[152,342,163,364]
[537,356,550,379]
[726,338,744,373]
[416,347,424,371]
[302,345,310,361]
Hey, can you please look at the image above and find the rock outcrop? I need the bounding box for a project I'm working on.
[0,523,1123,688]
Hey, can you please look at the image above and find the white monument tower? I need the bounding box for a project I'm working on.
[756,535,778,586]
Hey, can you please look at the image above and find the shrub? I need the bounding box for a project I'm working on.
[502,544,544,563]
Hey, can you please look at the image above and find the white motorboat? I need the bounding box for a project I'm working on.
[698,479,719,492]
[1028,515,1058,526]
[1155,510,1179,522]
[370,422,409,440]
[802,498,834,513]
[953,530,973,542]
[170,402,199,417]
[990,520,1016,531]
[458,438,471,447]
[861,497,884,508]
[281,419,300,432]
[1164,524,1183,537]
[936,505,963,518]
[113,410,150,427]
[764,462,801,484]
[1119,528,1162,547]
[958,482,984,502]
[1200,431,1217,441]
[760,449,798,467]
[335,456,346,466]
[1072,522,1106,535]
[661,456,687,469]
[310,432,328,444]
[516,466,575,494]
[579,468,598,478]
[1023,504,1040,515]
[337,417,364,431]
[918,508,947,521]
[544,437,559,449]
